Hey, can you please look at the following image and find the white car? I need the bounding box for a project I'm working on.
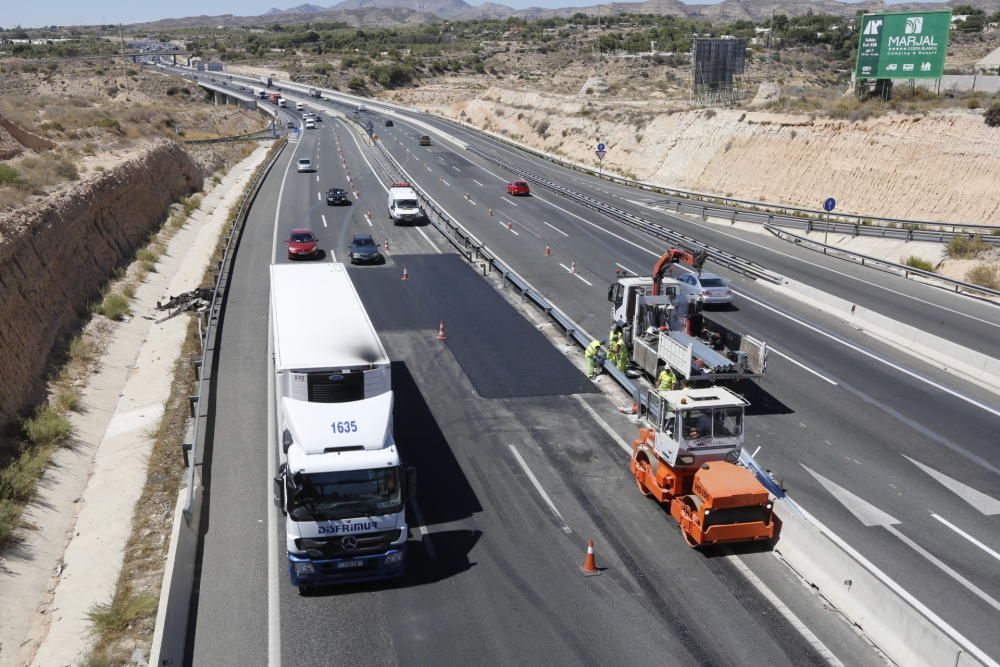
[296,158,314,173]
[305,120,315,129]
[679,272,733,305]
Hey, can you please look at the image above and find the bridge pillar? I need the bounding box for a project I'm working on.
[172,54,177,65]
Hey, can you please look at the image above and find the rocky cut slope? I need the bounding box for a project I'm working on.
[0,140,201,430]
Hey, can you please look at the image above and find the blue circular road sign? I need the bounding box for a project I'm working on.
[823,197,836,212]
[597,142,606,152]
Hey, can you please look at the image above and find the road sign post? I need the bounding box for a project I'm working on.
[596,142,606,176]
[823,197,836,247]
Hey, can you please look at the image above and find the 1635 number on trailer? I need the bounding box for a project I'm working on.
[332,420,358,434]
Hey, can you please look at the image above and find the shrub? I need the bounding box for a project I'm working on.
[54,387,82,413]
[986,103,1000,128]
[347,76,366,91]
[0,164,24,187]
[904,256,935,272]
[86,592,158,637]
[166,86,179,96]
[99,293,131,321]
[965,264,999,289]
[97,117,121,133]
[704,109,716,119]
[946,234,990,258]
[24,404,72,448]
[54,159,79,181]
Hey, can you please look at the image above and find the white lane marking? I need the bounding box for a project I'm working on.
[614,262,635,275]
[468,199,477,207]
[560,263,593,286]
[316,191,320,201]
[472,179,485,188]
[451,165,461,172]
[885,524,1000,614]
[266,321,281,667]
[315,175,319,182]
[543,220,569,237]
[501,196,519,207]
[496,218,520,236]
[508,445,572,534]
[366,215,373,228]
[573,395,630,454]
[321,214,328,228]
[409,496,437,560]
[770,347,838,385]
[737,290,1000,420]
[440,178,450,187]
[726,553,845,667]
[635,201,1000,330]
[905,455,1000,515]
[931,514,1000,562]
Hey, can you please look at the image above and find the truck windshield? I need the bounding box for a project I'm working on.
[397,199,418,208]
[289,467,401,521]
[713,407,743,438]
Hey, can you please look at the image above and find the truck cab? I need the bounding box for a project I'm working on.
[643,387,747,469]
[274,393,414,589]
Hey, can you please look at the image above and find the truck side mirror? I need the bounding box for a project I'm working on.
[607,285,615,302]
[273,470,286,514]
[406,466,417,499]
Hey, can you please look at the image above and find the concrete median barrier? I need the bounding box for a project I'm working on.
[775,501,994,667]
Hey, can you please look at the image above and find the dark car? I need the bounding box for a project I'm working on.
[506,180,530,196]
[347,234,382,264]
[326,188,350,206]
[384,119,394,127]
[286,228,319,260]
[285,120,295,129]
[418,135,431,146]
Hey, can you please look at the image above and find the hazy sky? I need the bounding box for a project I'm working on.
[5,0,911,30]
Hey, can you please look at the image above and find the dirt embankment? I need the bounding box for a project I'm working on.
[0,140,201,429]
[396,85,1000,223]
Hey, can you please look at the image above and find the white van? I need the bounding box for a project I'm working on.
[387,182,424,225]
[296,102,304,111]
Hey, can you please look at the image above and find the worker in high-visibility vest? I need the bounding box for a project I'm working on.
[658,367,677,392]
[585,339,604,378]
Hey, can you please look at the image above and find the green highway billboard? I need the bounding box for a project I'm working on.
[855,11,952,79]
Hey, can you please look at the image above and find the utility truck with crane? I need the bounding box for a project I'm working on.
[270,263,415,591]
[608,247,767,385]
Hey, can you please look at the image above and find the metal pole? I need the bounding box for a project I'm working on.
[824,211,830,246]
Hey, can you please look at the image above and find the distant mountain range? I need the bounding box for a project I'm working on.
[131,0,1000,30]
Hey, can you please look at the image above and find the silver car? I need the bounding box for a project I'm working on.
[296,158,314,173]
[679,272,733,305]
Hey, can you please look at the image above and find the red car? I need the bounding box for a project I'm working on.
[506,180,530,196]
[286,228,319,260]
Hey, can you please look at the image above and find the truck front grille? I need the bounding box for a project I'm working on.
[295,530,402,559]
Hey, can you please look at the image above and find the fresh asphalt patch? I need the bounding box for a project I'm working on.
[349,254,596,399]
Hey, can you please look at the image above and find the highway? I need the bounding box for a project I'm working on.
[174,66,1000,663]
[185,101,880,665]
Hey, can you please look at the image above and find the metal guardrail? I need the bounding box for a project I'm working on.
[182,129,280,145]
[766,225,1000,299]
[464,145,784,285]
[183,138,287,515]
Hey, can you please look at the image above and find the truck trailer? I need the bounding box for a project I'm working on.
[270,263,414,591]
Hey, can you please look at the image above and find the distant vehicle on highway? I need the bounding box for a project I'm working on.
[384,119,394,127]
[506,180,530,196]
[326,188,350,206]
[418,135,431,146]
[285,228,319,260]
[678,271,734,306]
[387,182,425,225]
[296,158,314,173]
[285,120,295,129]
[296,102,304,111]
[347,234,383,265]
[305,120,315,129]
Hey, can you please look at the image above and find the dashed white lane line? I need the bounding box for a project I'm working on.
[614,262,635,275]
[544,220,569,237]
[440,178,450,187]
[770,348,838,385]
[508,445,572,535]
[451,165,461,172]
[472,179,485,187]
[496,218,520,236]
[501,196,519,207]
[316,191,320,201]
[560,263,593,286]
[321,214,328,228]
[315,175,319,182]
[409,496,437,560]
[931,514,1000,562]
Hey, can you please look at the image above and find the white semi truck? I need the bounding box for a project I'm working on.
[270,263,414,591]
[387,182,425,225]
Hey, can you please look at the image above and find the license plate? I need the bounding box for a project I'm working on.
[335,560,364,569]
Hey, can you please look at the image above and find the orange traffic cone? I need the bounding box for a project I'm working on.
[465,192,470,200]
[384,238,390,253]
[436,321,448,340]
[544,245,552,257]
[581,540,601,576]
[570,261,577,274]
[490,208,495,217]
[401,266,410,281]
